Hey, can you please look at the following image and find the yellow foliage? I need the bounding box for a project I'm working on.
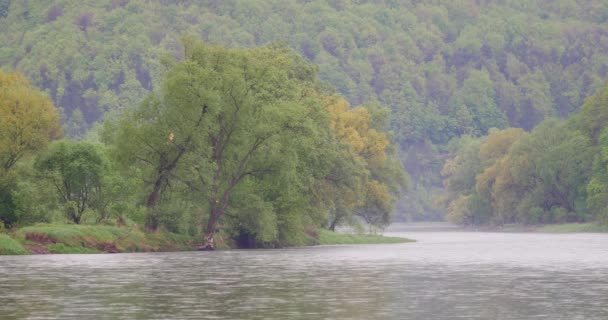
[365,180,390,205]
[321,96,400,227]
[475,155,523,222]
[479,128,526,162]
[0,71,61,172]
[446,195,471,224]
[441,158,457,177]
[325,96,389,168]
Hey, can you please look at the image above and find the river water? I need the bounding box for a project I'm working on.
[1,225,607,319]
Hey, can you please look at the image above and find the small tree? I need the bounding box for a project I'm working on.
[35,141,107,224]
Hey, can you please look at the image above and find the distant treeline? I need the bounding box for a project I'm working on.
[439,84,608,226]
[1,0,607,221]
[0,40,406,249]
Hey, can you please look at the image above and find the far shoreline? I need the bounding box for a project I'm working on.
[388,221,608,234]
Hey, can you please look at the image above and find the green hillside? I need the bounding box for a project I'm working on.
[1,0,608,221]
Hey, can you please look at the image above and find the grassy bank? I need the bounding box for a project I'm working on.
[0,233,29,255]
[0,224,416,255]
[536,223,608,233]
[317,229,414,245]
[6,224,196,254]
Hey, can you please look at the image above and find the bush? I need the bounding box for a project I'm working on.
[551,206,568,223]
[528,207,544,224]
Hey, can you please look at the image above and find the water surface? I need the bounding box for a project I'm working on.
[1,226,607,319]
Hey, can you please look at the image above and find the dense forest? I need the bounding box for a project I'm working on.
[1,0,608,239]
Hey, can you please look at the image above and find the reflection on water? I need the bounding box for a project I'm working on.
[1,228,608,319]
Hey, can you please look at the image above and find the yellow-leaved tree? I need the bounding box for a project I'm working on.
[0,70,61,226]
[324,96,407,231]
[0,71,62,173]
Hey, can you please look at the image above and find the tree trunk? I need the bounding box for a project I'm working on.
[147,177,163,208]
[329,217,339,231]
[67,206,80,224]
[199,208,220,250]
[145,177,163,230]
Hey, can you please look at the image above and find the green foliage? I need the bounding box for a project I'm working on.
[0,70,61,227]
[441,103,602,226]
[35,140,109,224]
[451,69,507,135]
[509,120,593,222]
[105,39,405,248]
[576,83,608,143]
[5,1,608,240]
[10,164,61,226]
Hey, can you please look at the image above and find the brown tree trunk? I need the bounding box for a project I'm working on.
[145,177,163,230]
[147,177,163,208]
[199,209,220,250]
[68,207,80,224]
[329,217,339,231]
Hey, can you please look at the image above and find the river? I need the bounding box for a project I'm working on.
[1,225,607,319]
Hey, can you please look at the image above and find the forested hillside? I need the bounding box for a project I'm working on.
[1,0,608,221]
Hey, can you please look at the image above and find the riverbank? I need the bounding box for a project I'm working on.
[0,234,28,255]
[1,224,196,255]
[317,229,414,245]
[388,222,608,234]
[470,222,608,233]
[0,224,415,255]
[535,223,608,233]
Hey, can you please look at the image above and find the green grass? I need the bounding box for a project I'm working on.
[2,224,415,255]
[47,243,100,254]
[317,229,414,245]
[537,223,608,233]
[12,224,196,254]
[0,233,29,255]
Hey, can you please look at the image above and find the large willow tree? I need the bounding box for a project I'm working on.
[182,41,330,249]
[109,40,326,248]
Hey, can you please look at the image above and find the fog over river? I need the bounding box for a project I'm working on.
[1,224,607,319]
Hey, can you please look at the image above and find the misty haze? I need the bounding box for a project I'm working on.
[1,1,608,319]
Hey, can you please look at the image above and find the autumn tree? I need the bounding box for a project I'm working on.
[0,71,61,226]
[0,71,61,174]
[324,97,407,230]
[474,128,526,224]
[438,136,484,224]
